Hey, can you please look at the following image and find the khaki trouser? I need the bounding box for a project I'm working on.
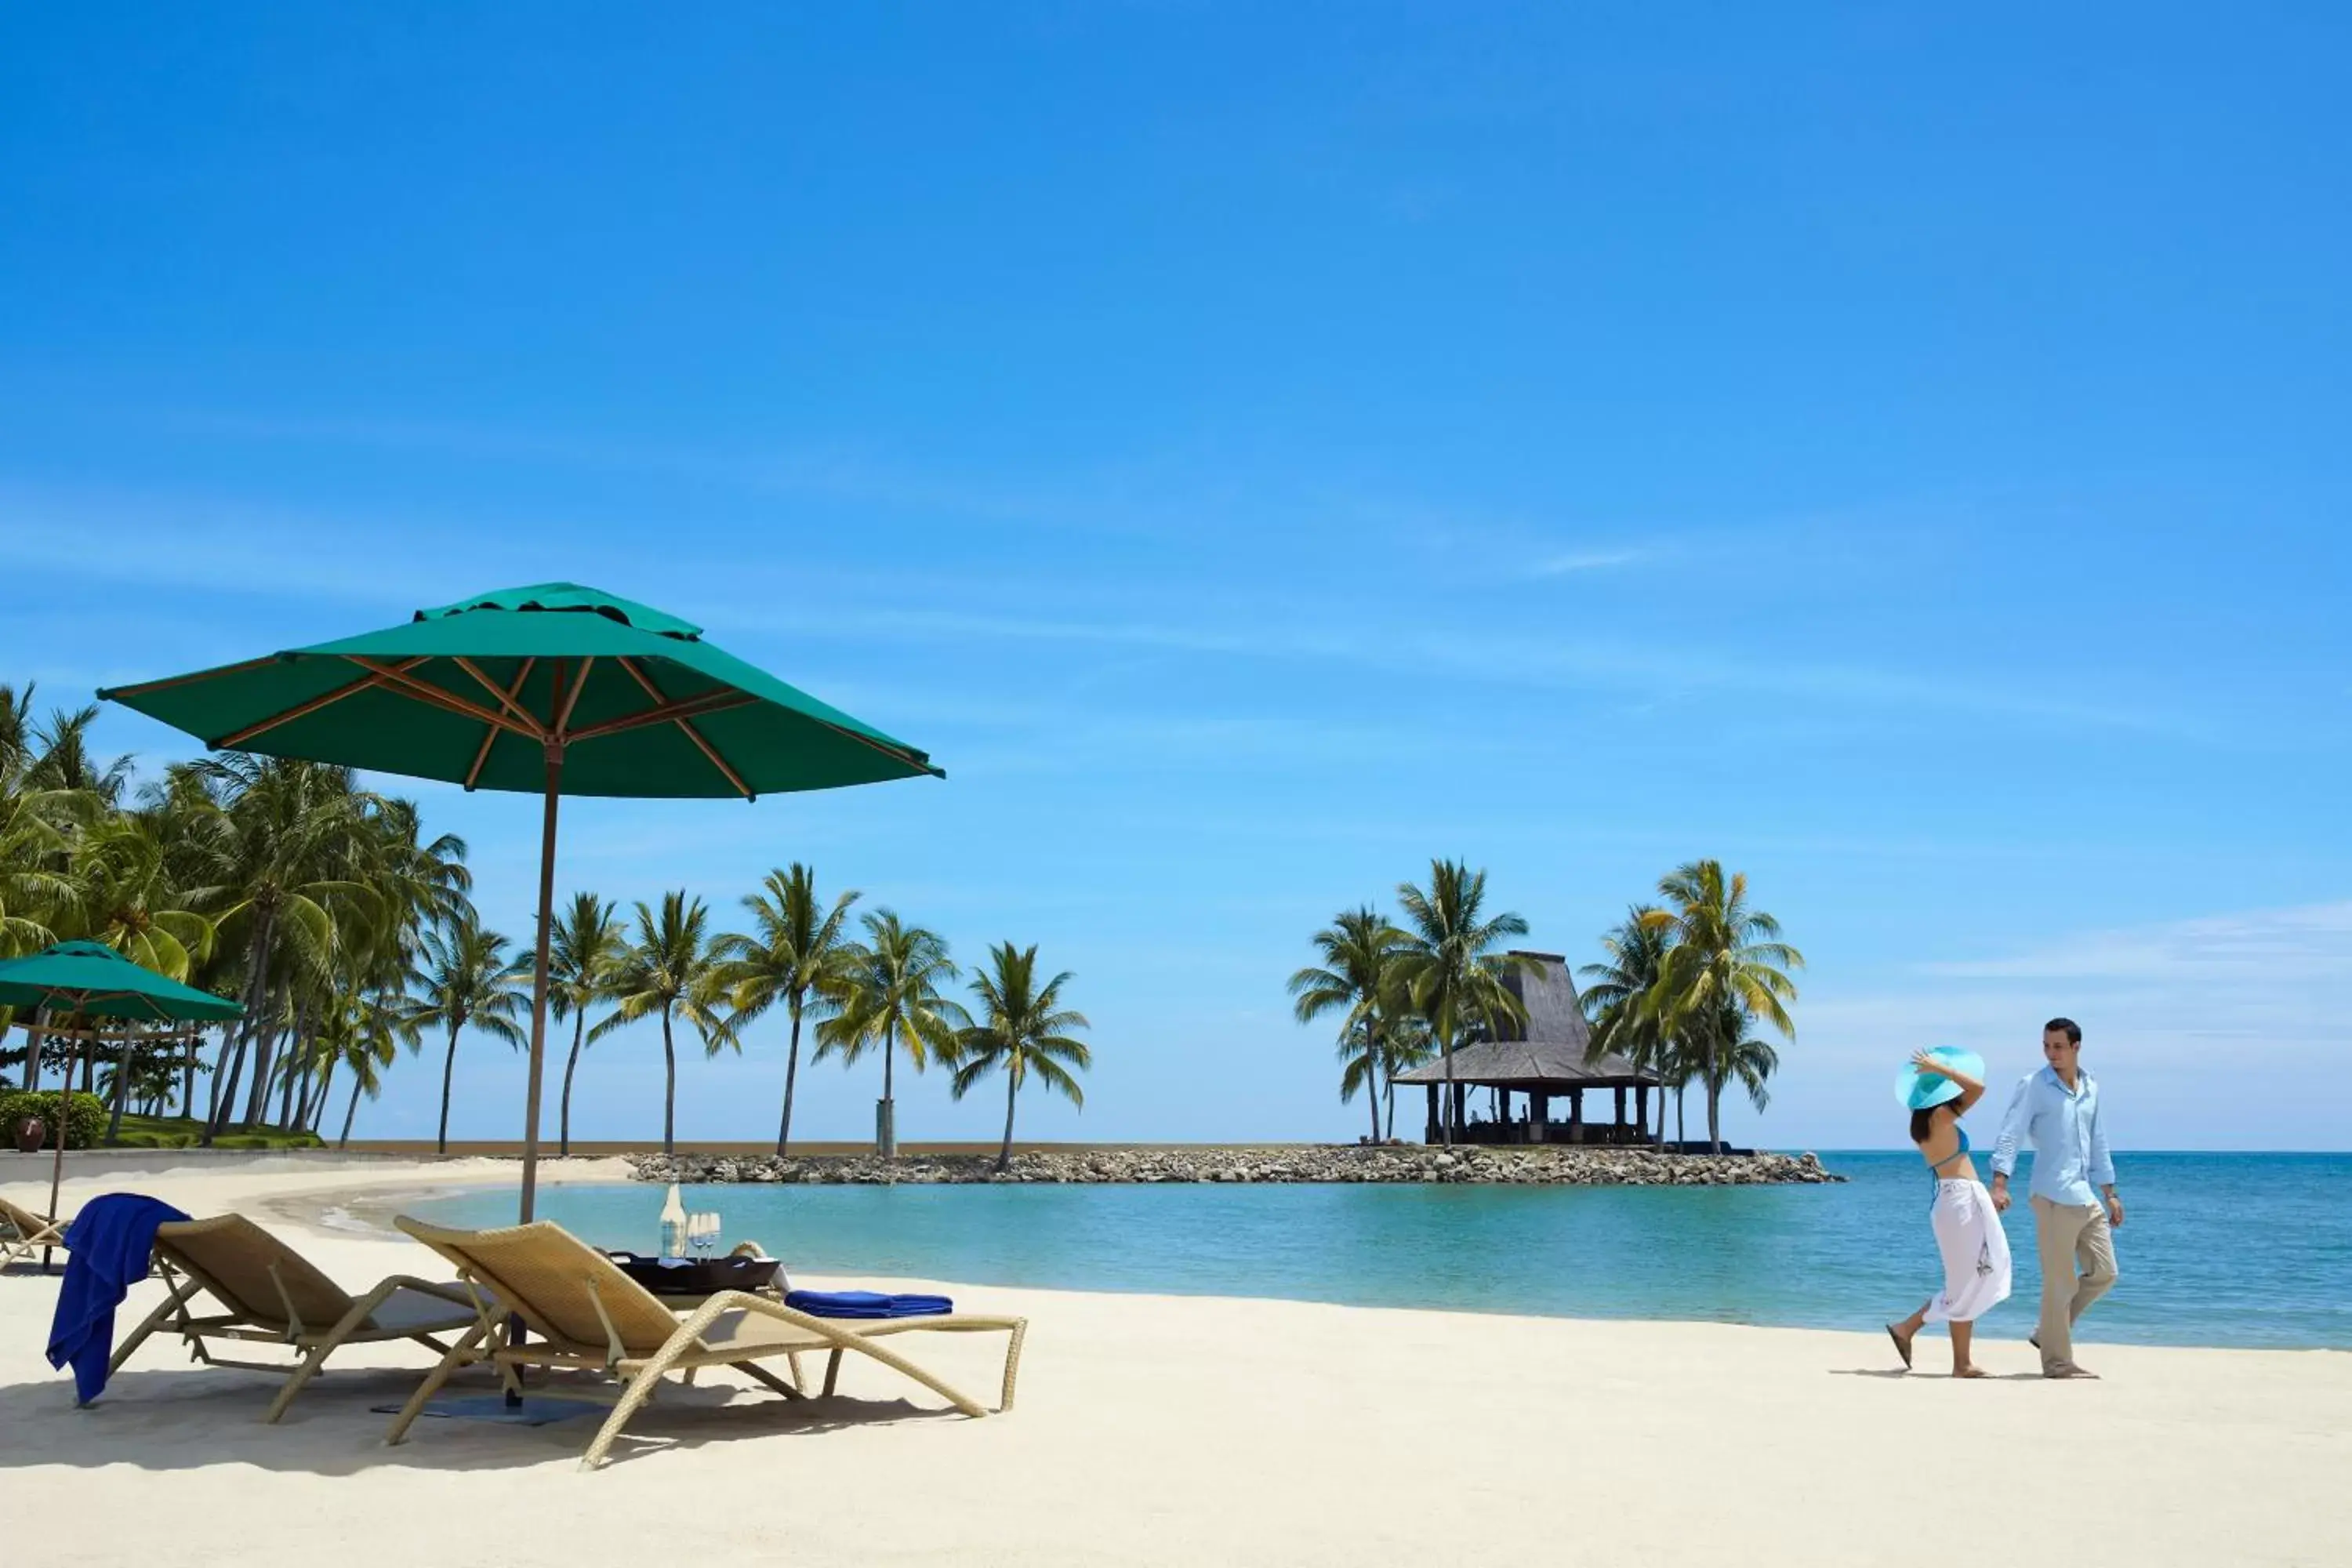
[2031,1195,2119,1370]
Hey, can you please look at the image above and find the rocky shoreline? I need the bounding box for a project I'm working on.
[626,1145,1843,1187]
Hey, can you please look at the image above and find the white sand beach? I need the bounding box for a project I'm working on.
[2,1159,2346,1568]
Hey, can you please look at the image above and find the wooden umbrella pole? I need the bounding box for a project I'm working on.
[45,1031,92,1271]
[517,742,563,1225]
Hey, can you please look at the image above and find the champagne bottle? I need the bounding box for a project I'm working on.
[659,1183,688,1259]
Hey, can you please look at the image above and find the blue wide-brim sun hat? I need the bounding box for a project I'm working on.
[1896,1046,1986,1111]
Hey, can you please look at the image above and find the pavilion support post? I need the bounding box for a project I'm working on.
[1450,1083,1466,1142]
[1531,1092,1548,1143]
[1635,1085,1650,1145]
[1614,1085,1626,1141]
[1425,1084,1439,1144]
[1569,1087,1583,1144]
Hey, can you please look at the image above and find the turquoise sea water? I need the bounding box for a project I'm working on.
[410,1152,2352,1351]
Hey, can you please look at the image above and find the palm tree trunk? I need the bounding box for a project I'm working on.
[103,1029,138,1145]
[997,1058,1018,1174]
[276,1029,300,1129]
[1708,1075,1724,1154]
[24,1007,49,1092]
[243,989,286,1130]
[1442,1045,1457,1148]
[181,1030,201,1120]
[339,1073,364,1148]
[560,1009,586,1156]
[437,1018,461,1155]
[661,1009,677,1156]
[775,998,804,1157]
[880,1019,897,1158]
[1365,1025,1381,1143]
[307,1056,335,1135]
[208,912,275,1142]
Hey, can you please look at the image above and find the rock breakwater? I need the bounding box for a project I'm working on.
[627,1145,1842,1186]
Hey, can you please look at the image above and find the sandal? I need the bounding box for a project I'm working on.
[1886,1324,1914,1370]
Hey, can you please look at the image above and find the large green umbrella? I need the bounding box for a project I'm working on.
[100,583,941,1218]
[0,940,245,1246]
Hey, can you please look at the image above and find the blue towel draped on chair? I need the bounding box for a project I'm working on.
[784,1290,953,1319]
[48,1193,190,1405]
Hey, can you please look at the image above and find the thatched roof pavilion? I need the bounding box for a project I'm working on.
[1392,952,1659,1145]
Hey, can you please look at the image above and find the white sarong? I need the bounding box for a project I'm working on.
[1923,1178,2013,1324]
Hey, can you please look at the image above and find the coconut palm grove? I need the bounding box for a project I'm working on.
[0,681,1092,1168]
[5,674,1798,1160]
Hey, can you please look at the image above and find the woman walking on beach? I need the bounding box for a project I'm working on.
[1886,1047,2011,1377]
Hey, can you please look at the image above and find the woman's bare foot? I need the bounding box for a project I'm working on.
[1952,1364,1988,1379]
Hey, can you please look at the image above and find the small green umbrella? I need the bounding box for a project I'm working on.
[101,583,942,1219]
[0,940,244,1245]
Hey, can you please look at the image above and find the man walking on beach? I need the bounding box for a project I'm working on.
[1991,1018,2122,1378]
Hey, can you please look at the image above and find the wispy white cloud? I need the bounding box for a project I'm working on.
[1799,902,2352,1069]
[1922,902,2352,985]
[1527,548,1646,576]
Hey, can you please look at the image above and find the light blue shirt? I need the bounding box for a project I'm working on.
[1991,1064,2116,1207]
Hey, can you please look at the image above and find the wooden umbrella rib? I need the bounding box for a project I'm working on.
[205,655,432,749]
[101,654,282,699]
[562,688,755,742]
[554,657,595,737]
[349,658,543,738]
[463,658,538,789]
[808,716,938,775]
[613,657,754,798]
[452,656,546,730]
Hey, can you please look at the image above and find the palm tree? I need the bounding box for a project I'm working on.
[1644,859,1802,1152]
[816,911,965,1158]
[547,891,625,1156]
[60,812,220,1142]
[24,704,135,807]
[1381,1011,1435,1141]
[1396,859,1535,1146]
[1580,904,1675,1146]
[1704,996,1778,1128]
[1289,906,1412,1143]
[599,891,732,1156]
[711,865,861,1156]
[194,757,374,1138]
[406,910,529,1155]
[951,942,1091,1173]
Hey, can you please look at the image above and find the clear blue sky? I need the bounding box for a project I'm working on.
[4,5,2346,1151]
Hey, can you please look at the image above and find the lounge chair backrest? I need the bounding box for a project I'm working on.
[395,1218,683,1355]
[155,1216,357,1332]
[0,1197,49,1239]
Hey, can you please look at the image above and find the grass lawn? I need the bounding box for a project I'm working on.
[110,1114,324,1151]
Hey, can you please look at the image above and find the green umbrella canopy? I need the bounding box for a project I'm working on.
[98,583,938,1221]
[0,940,243,1023]
[98,582,942,798]
[0,941,241,1236]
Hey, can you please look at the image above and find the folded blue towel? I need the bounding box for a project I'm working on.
[785,1290,953,1319]
[49,1193,189,1404]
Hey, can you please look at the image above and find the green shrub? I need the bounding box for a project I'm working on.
[0,1090,108,1150]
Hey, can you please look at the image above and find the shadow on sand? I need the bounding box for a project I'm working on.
[1828,1367,2048,1382]
[0,1362,960,1475]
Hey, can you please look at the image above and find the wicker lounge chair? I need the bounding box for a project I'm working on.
[107,1214,484,1421]
[0,1195,68,1270]
[387,1216,1027,1469]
